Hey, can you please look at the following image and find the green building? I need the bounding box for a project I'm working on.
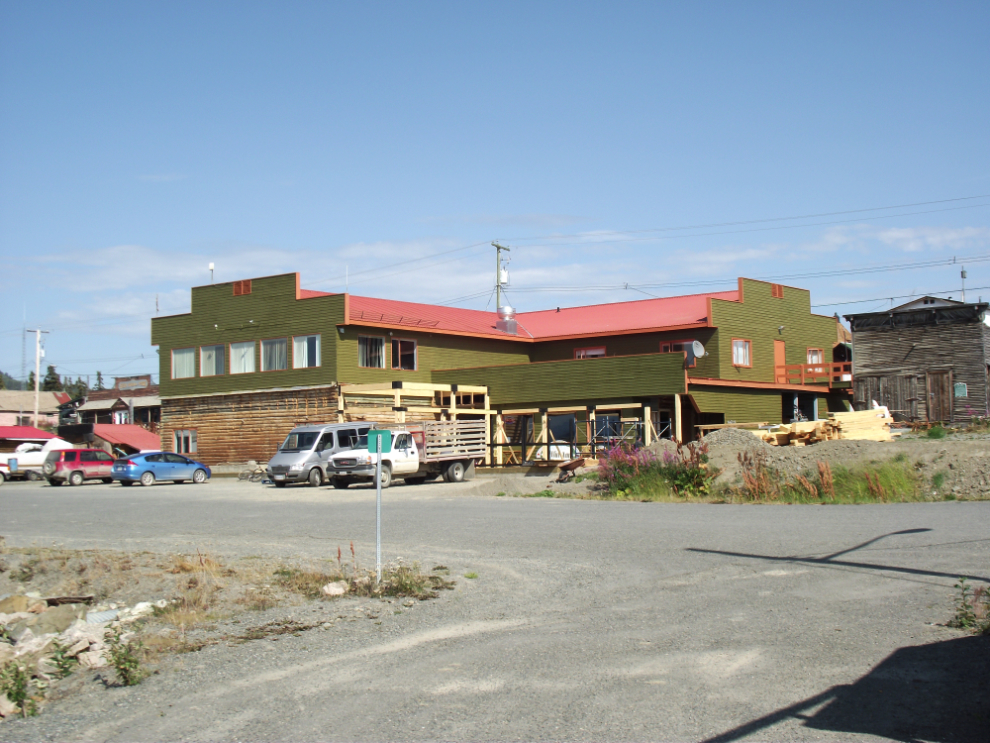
[151,273,850,465]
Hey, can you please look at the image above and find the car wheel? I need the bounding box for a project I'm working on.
[47,478,62,487]
[140,471,155,487]
[379,465,392,489]
[69,471,85,487]
[120,480,133,487]
[193,468,208,484]
[26,470,42,481]
[42,461,56,476]
[445,461,467,483]
[274,481,287,488]
[331,477,350,489]
[308,468,323,488]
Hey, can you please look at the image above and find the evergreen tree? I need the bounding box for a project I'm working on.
[0,373,4,390]
[94,371,105,391]
[42,365,63,392]
[64,376,89,400]
[27,371,35,390]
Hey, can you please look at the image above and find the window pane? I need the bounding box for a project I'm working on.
[172,348,195,379]
[231,341,255,374]
[392,339,416,370]
[359,337,384,368]
[201,345,225,376]
[732,341,750,366]
[261,339,288,371]
[293,335,321,368]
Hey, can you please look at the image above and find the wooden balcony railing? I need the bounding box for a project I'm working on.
[775,362,852,386]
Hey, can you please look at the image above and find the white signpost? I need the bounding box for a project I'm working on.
[367,430,392,584]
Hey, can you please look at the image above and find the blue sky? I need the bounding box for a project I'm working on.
[1,1,989,385]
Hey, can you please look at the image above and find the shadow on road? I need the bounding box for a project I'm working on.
[687,528,990,584]
[703,634,990,743]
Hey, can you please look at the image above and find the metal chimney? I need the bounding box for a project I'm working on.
[496,305,517,335]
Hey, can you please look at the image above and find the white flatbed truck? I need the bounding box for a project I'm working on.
[326,419,486,488]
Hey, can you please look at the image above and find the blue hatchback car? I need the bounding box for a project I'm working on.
[112,451,211,487]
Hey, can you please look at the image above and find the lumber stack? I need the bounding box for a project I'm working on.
[731,407,892,446]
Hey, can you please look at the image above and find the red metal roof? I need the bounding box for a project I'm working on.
[92,424,162,451]
[346,290,739,341]
[517,291,738,339]
[0,426,58,440]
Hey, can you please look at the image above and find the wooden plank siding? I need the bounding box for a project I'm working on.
[851,320,989,422]
[432,353,687,407]
[337,324,530,385]
[159,386,340,465]
[152,274,345,397]
[708,279,837,384]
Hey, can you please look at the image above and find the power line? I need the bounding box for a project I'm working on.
[812,286,990,309]
[503,193,990,243]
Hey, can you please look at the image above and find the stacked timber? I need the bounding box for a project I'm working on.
[734,406,893,446]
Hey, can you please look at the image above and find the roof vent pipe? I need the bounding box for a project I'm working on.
[496,305,517,335]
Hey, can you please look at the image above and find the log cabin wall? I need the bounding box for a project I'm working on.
[850,320,989,422]
[160,385,340,465]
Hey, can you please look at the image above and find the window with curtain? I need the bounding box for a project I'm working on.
[391,339,416,370]
[261,339,288,371]
[172,348,195,379]
[293,334,321,368]
[732,339,751,367]
[201,345,225,376]
[807,348,824,365]
[230,341,256,374]
[358,336,385,368]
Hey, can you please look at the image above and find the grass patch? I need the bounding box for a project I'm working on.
[927,425,948,439]
[731,452,923,503]
[932,471,947,491]
[596,442,719,501]
[949,578,990,634]
[522,489,556,498]
[464,572,478,579]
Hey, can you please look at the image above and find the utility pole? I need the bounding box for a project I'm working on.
[28,329,49,427]
[961,267,967,303]
[492,241,510,308]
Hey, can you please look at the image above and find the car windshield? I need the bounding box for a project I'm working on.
[354,435,368,450]
[279,432,319,452]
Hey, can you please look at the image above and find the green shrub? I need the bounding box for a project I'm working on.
[927,425,947,439]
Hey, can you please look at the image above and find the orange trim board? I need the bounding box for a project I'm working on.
[688,377,851,394]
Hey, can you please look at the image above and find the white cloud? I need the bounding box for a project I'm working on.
[875,226,990,253]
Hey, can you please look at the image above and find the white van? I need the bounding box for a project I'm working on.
[265,422,375,487]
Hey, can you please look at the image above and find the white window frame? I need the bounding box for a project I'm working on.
[200,344,225,377]
[574,347,606,359]
[732,339,752,368]
[293,334,321,369]
[230,341,256,374]
[171,348,196,379]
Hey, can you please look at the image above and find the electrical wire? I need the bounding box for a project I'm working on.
[811,286,990,309]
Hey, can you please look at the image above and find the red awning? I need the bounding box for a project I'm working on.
[0,426,58,441]
[91,424,162,452]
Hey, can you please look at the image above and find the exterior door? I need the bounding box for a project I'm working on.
[391,433,419,475]
[927,371,952,423]
[774,340,786,382]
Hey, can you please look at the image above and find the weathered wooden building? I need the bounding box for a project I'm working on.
[845,297,990,423]
[151,273,852,465]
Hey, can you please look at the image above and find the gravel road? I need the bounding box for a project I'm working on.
[1,477,988,742]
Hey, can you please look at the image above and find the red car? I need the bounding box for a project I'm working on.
[43,449,116,486]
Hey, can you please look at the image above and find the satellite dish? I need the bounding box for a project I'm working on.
[691,340,706,358]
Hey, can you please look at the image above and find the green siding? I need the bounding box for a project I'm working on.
[433,353,686,406]
[530,328,720,378]
[152,274,345,396]
[709,279,836,383]
[689,386,784,424]
[337,325,530,385]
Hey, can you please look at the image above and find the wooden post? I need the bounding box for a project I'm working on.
[589,407,596,455]
[540,409,549,462]
[394,389,404,424]
[643,404,652,446]
[494,412,503,466]
[337,389,345,423]
[673,394,682,444]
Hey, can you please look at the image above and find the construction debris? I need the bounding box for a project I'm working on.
[735,407,893,447]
